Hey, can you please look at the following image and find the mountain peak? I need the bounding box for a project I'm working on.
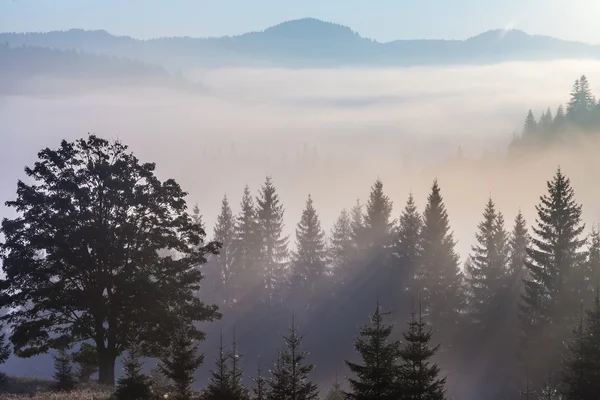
[466,29,531,42]
[261,18,361,40]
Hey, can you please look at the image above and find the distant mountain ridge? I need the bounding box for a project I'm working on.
[1,18,599,69]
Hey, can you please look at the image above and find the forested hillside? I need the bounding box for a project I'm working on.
[0,134,599,400]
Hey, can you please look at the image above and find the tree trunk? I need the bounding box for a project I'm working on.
[97,349,116,386]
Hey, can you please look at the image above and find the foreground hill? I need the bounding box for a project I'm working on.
[1,18,599,69]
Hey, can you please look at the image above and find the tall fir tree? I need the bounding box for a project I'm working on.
[159,324,204,400]
[291,195,327,292]
[213,194,236,305]
[363,179,394,250]
[554,105,567,132]
[391,193,422,308]
[350,199,367,252]
[114,343,153,400]
[417,180,465,343]
[256,176,289,303]
[466,198,510,326]
[567,75,595,125]
[345,302,401,400]
[328,208,355,275]
[520,168,586,387]
[399,300,447,400]
[231,185,261,299]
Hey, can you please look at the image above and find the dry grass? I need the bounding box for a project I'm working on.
[0,377,112,400]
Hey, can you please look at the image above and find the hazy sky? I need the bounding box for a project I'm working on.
[2,0,600,43]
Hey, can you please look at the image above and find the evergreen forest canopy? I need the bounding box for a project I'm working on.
[0,135,599,400]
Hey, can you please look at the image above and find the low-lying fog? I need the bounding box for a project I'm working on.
[2,60,600,267]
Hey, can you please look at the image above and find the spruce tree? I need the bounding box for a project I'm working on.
[329,209,355,273]
[213,194,236,305]
[159,324,204,400]
[231,329,250,400]
[554,105,567,132]
[466,198,509,326]
[399,300,447,400]
[394,193,422,292]
[567,75,595,125]
[254,359,269,400]
[114,343,153,400]
[523,110,538,141]
[52,347,76,392]
[350,199,366,252]
[203,332,235,400]
[345,302,401,400]
[269,318,319,400]
[231,185,261,297]
[509,211,530,281]
[256,176,289,303]
[363,179,394,249]
[267,351,289,400]
[417,180,465,341]
[291,195,327,292]
[520,168,586,386]
[324,376,344,400]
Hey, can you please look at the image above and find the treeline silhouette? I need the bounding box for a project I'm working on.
[511,75,600,149]
[0,135,599,400]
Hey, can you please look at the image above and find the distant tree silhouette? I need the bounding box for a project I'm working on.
[213,194,236,306]
[363,179,394,249]
[52,347,76,392]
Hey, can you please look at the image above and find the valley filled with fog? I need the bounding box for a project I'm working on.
[2,60,600,263]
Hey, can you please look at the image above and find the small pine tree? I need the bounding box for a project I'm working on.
[114,343,153,400]
[270,318,319,400]
[324,376,344,400]
[159,324,204,400]
[203,332,234,400]
[345,302,401,400]
[52,347,76,392]
[231,329,250,400]
[399,299,447,400]
[253,358,269,400]
[267,351,289,400]
[350,199,366,252]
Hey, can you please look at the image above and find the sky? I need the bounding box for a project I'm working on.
[1,0,600,43]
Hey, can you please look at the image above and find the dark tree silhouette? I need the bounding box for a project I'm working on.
[363,179,394,250]
[159,324,204,400]
[71,343,98,383]
[399,300,447,400]
[291,195,327,293]
[52,347,76,392]
[0,135,220,385]
[213,194,236,306]
[520,168,586,388]
[345,302,401,400]
[114,342,153,400]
